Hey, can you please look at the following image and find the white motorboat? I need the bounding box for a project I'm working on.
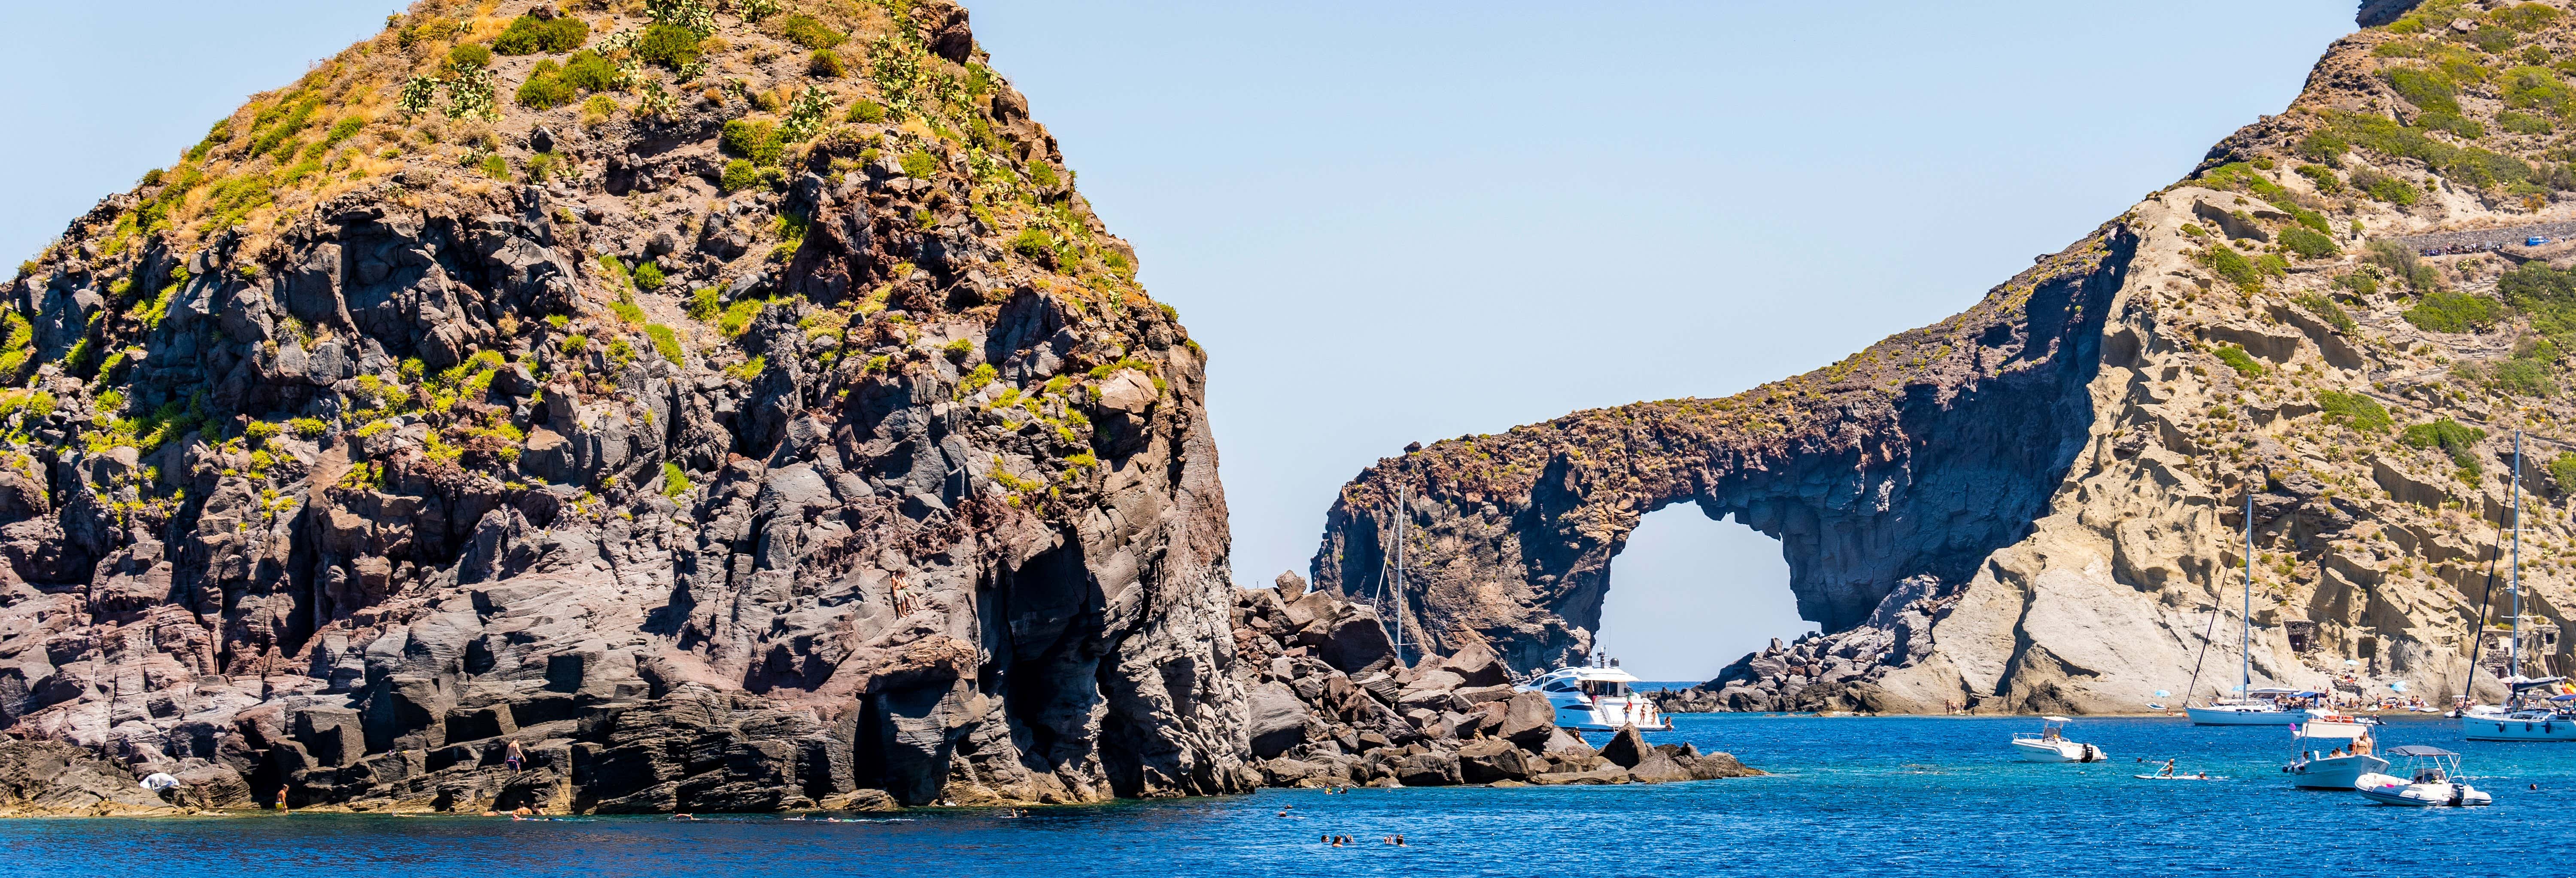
[2282,714,2386,790]
[2009,717,2105,763]
[2354,746,2491,807]
[1517,656,1671,732]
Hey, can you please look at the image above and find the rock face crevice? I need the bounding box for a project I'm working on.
[1312,230,2136,677]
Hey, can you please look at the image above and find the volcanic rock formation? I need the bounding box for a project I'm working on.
[1317,0,2576,715]
[0,0,1248,813]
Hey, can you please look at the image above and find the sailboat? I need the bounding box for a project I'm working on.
[2186,474,2302,726]
[2459,433,2576,742]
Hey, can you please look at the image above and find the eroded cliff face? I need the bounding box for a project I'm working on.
[0,0,1250,812]
[1317,0,2576,714]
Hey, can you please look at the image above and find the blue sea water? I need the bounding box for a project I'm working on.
[6,713,2570,877]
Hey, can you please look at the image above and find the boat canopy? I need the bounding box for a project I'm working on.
[2246,687,2321,697]
[2041,716,2072,723]
[2507,676,2568,690]
[2384,745,2458,757]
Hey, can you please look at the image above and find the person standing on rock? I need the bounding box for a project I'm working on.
[505,740,525,773]
[276,785,290,812]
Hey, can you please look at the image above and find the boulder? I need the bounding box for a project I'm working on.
[1317,607,1395,674]
[1497,690,1558,747]
[1438,640,1511,688]
[1453,738,1534,784]
[1393,750,1461,787]
[1598,725,1652,769]
[1245,682,1312,758]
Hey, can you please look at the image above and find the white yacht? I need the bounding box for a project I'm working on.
[2009,716,2105,763]
[2460,683,2576,742]
[2282,714,2385,790]
[2354,746,2491,807]
[1519,656,1671,732]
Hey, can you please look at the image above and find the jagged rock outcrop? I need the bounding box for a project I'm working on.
[1319,0,2576,714]
[0,0,1246,813]
[1227,576,1758,787]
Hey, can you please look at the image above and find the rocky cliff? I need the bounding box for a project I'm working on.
[1315,0,2576,714]
[0,0,1249,812]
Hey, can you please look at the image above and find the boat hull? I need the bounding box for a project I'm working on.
[2460,716,2576,741]
[2354,777,2491,806]
[2009,739,2104,763]
[2284,754,2388,790]
[2185,705,2296,726]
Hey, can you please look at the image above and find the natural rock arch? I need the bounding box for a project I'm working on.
[1310,228,2136,677]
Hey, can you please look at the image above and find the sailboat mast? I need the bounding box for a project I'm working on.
[2510,432,2523,680]
[2241,472,2255,702]
[1394,486,1407,665]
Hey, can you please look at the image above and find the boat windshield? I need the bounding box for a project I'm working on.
[1581,680,1631,697]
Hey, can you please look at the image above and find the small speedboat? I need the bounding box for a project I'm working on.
[2283,714,2387,790]
[2010,717,2105,763]
[2354,746,2491,807]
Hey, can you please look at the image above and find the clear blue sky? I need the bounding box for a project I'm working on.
[0,1,2359,680]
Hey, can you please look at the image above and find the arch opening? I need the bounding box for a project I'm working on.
[1595,506,1815,683]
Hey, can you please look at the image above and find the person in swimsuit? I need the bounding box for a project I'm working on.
[505,740,525,773]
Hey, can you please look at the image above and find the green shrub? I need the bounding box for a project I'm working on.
[2213,345,2265,378]
[2499,262,2576,336]
[563,51,620,91]
[687,287,720,321]
[517,61,580,109]
[957,363,998,397]
[941,338,973,362]
[2470,25,2520,54]
[2499,109,2555,134]
[562,334,590,355]
[479,154,510,179]
[2199,246,2262,290]
[2279,226,2340,259]
[718,297,765,337]
[808,49,845,78]
[493,14,589,54]
[2365,239,2440,291]
[1010,228,1053,259]
[779,13,844,50]
[2551,452,2576,494]
[448,42,493,70]
[2403,417,2487,471]
[720,119,782,164]
[645,324,683,364]
[2405,290,2498,333]
[635,23,703,70]
[2294,164,2342,192]
[2485,355,2558,397]
[724,355,766,381]
[2352,169,2420,205]
[289,417,328,439]
[720,159,762,194]
[2316,390,2391,432]
[662,461,693,497]
[846,100,886,123]
[2295,294,2356,332]
[635,261,667,291]
[2336,271,2380,296]
[899,150,939,178]
[2497,2,2563,30]
[243,420,281,447]
[612,289,648,324]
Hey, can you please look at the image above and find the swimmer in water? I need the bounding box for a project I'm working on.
[1396,835,1407,847]
[1331,837,1344,848]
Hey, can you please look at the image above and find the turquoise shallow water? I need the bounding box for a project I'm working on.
[6,714,2570,877]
